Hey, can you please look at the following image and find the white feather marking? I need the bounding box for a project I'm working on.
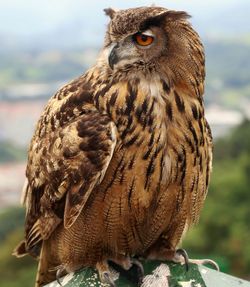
[141,29,155,37]
[20,179,28,205]
[97,122,117,184]
[140,77,172,184]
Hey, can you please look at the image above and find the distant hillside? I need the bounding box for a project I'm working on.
[0,141,26,163]
[205,40,250,109]
[1,38,249,111]
[0,48,97,96]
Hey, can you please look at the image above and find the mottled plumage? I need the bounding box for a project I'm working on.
[14,6,212,286]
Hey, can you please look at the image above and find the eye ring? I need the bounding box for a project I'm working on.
[133,32,154,47]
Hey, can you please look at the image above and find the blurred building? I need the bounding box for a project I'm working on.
[206,105,244,138]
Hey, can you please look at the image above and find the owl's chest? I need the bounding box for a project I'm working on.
[102,98,169,206]
[112,79,168,144]
[96,78,175,198]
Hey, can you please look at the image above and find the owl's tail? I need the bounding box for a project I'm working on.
[12,240,29,258]
[35,241,60,287]
[13,239,56,286]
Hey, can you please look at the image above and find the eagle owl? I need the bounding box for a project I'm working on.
[14,6,213,287]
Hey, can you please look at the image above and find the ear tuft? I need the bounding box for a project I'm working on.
[165,11,191,21]
[104,8,117,19]
[140,10,191,31]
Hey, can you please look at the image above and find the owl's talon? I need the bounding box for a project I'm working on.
[96,261,118,287]
[131,258,144,284]
[189,258,220,271]
[174,249,220,272]
[48,265,64,286]
[175,248,189,271]
[56,269,63,286]
[102,271,116,287]
[56,276,62,286]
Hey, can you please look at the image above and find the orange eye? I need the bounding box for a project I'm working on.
[134,33,154,46]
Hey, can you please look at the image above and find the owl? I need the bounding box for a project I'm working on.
[13,6,213,287]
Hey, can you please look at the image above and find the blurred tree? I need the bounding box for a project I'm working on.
[184,119,250,279]
[0,207,25,241]
[0,208,36,287]
[0,141,26,163]
[214,119,250,160]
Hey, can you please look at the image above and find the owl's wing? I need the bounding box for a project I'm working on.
[62,112,117,228]
[22,107,117,253]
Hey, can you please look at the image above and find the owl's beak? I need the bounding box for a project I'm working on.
[108,44,119,70]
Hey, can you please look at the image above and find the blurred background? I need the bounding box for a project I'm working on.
[0,0,250,286]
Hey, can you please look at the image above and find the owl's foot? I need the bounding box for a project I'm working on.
[145,246,219,272]
[96,261,117,287]
[172,248,220,272]
[110,256,144,285]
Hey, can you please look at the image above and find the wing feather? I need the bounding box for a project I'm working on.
[22,75,117,253]
[63,120,117,228]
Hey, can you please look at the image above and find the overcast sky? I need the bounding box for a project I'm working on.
[0,0,249,49]
[0,0,247,34]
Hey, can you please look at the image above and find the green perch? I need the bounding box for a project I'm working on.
[45,261,250,287]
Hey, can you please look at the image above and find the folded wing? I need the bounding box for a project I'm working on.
[21,108,117,256]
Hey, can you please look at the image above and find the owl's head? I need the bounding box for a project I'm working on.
[103,6,205,90]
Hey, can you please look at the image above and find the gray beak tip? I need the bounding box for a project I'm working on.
[108,45,119,70]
